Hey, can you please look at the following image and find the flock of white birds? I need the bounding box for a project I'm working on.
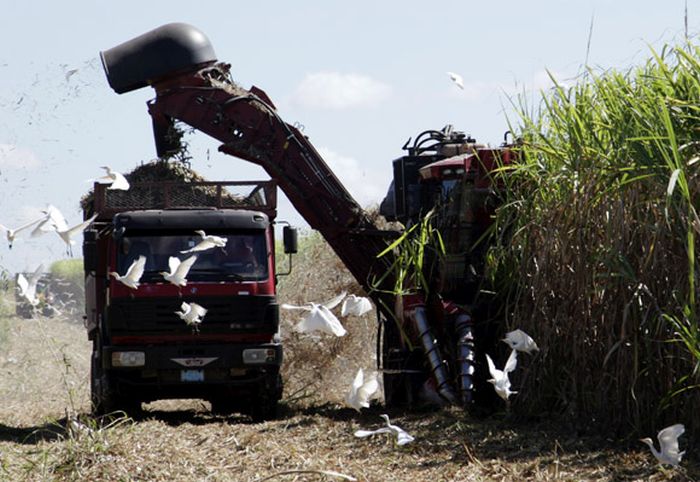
[4,164,688,464]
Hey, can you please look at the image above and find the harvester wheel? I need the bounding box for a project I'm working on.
[381,318,423,407]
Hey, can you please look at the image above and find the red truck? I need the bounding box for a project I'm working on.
[83,179,297,419]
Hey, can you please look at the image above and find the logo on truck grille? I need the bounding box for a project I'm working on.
[170,357,218,367]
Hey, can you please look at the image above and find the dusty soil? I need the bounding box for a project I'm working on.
[0,310,698,482]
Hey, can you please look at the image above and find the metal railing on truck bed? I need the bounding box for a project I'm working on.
[87,180,277,221]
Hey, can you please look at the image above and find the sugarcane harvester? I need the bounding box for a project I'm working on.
[100,23,515,409]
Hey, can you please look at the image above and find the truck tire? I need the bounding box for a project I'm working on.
[91,341,141,417]
[249,373,282,422]
[91,347,113,415]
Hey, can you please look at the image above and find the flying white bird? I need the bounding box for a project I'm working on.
[31,205,68,237]
[341,295,373,317]
[180,230,227,254]
[346,368,379,412]
[0,216,45,248]
[160,255,198,287]
[281,292,347,337]
[16,264,44,306]
[95,166,130,191]
[109,255,146,290]
[354,414,414,446]
[640,423,686,467]
[486,349,518,401]
[175,302,208,332]
[447,71,464,90]
[502,329,539,354]
[55,214,98,253]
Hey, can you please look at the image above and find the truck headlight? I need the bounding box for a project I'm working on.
[112,351,145,367]
[242,348,276,364]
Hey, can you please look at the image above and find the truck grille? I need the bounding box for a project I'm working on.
[107,295,278,336]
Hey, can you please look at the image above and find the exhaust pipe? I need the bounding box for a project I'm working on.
[100,22,217,94]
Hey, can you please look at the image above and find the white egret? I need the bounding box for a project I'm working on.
[354,414,414,446]
[109,255,146,290]
[640,423,685,467]
[281,292,348,337]
[96,166,130,191]
[346,368,379,412]
[55,214,98,253]
[447,71,464,90]
[502,329,539,354]
[16,264,44,306]
[31,204,68,237]
[160,255,198,287]
[0,215,45,248]
[175,302,208,333]
[486,349,518,401]
[341,294,372,317]
[180,230,227,254]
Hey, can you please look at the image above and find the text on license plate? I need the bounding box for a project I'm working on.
[180,369,204,382]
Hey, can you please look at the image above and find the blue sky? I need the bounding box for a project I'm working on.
[0,0,694,273]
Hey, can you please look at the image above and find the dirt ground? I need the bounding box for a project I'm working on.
[0,311,697,482]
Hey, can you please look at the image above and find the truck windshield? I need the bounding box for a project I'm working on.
[117,231,269,282]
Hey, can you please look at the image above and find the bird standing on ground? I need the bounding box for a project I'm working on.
[502,329,539,354]
[486,349,518,401]
[175,302,208,333]
[346,368,379,412]
[640,423,685,467]
[281,292,347,337]
[0,216,45,248]
[109,256,146,290]
[16,264,44,306]
[341,294,372,317]
[447,71,464,90]
[95,166,130,191]
[354,414,415,446]
[180,230,227,254]
[160,255,198,287]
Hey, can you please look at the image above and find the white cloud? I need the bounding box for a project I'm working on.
[317,146,388,207]
[0,143,41,169]
[291,72,391,109]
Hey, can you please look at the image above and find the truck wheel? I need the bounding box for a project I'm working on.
[91,347,113,415]
[249,373,282,422]
[91,344,141,417]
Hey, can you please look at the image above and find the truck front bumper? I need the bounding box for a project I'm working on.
[101,342,282,402]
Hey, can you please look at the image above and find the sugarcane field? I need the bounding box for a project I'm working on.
[2,3,700,481]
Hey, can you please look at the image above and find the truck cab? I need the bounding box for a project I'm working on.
[84,178,289,420]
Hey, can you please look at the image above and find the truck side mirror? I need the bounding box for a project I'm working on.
[283,226,298,254]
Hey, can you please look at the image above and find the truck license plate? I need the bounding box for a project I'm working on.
[180,369,204,382]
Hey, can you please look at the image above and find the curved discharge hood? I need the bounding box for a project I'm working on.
[100,22,217,94]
